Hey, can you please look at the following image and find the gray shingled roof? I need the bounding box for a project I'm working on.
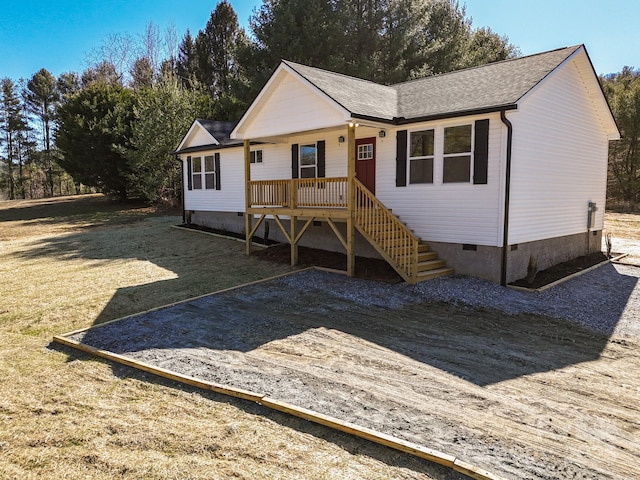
[284,46,581,123]
[283,61,397,121]
[196,119,239,145]
[173,119,242,154]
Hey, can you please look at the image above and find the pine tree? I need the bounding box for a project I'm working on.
[1,78,31,199]
[176,29,198,86]
[194,1,244,99]
[25,68,58,197]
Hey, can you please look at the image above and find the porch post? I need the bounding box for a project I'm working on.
[346,123,356,277]
[290,215,298,266]
[244,139,252,256]
[290,178,298,266]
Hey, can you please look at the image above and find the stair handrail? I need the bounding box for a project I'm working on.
[353,179,419,281]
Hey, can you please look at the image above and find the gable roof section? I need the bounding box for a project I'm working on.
[283,60,397,121]
[231,45,618,139]
[175,119,239,154]
[394,45,581,121]
[198,119,237,143]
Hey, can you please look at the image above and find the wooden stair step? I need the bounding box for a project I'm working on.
[416,259,446,272]
[417,251,437,261]
[395,251,437,262]
[417,243,430,253]
[416,267,454,281]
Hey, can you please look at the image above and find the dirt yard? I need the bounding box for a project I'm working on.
[2,196,640,479]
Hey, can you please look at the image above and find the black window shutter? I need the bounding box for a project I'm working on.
[291,144,299,179]
[214,152,221,190]
[317,140,325,178]
[396,130,408,187]
[186,156,192,190]
[473,119,489,185]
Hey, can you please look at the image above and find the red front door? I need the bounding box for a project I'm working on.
[355,137,376,194]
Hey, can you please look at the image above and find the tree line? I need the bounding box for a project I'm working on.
[1,0,638,207]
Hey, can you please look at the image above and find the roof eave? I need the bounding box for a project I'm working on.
[176,119,220,152]
[173,140,263,156]
[393,104,518,125]
[580,47,621,139]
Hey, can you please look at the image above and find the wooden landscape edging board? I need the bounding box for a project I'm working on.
[170,224,276,248]
[508,253,628,293]
[53,268,508,480]
[52,334,264,403]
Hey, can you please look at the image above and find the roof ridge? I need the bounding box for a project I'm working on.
[391,45,583,88]
[282,59,396,90]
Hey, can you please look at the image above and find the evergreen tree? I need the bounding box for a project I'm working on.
[56,83,135,200]
[602,68,640,203]
[176,29,198,87]
[128,73,214,203]
[57,72,81,99]
[25,68,58,197]
[1,78,21,199]
[193,0,246,106]
[130,57,155,90]
[81,61,122,87]
[1,78,36,199]
[242,0,518,94]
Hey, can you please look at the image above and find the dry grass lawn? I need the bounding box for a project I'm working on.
[605,211,640,240]
[0,195,446,480]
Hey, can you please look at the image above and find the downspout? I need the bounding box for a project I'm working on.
[500,110,513,287]
[177,155,186,224]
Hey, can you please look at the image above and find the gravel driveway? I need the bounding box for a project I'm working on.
[63,259,640,480]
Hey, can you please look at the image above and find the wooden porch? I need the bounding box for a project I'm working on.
[241,130,453,284]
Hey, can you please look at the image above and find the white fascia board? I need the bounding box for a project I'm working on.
[282,62,352,119]
[177,119,219,151]
[515,47,582,106]
[516,46,620,140]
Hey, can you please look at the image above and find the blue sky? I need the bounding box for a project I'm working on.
[0,0,637,81]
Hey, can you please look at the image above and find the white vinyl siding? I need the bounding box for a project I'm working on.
[376,115,504,246]
[183,150,243,212]
[508,57,609,245]
[191,128,215,146]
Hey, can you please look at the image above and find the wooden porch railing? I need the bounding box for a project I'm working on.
[249,177,348,208]
[247,176,421,282]
[354,179,419,282]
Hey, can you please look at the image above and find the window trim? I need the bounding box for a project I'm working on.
[204,155,215,189]
[190,155,217,190]
[442,123,474,184]
[299,143,318,179]
[250,149,263,164]
[191,156,203,190]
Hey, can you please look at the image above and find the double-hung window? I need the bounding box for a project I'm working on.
[191,155,216,189]
[397,119,488,187]
[250,150,263,164]
[409,129,434,184]
[299,144,317,178]
[443,125,472,183]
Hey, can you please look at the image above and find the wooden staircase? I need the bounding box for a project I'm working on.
[354,180,453,283]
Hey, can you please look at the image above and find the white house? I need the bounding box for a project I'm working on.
[175,45,619,284]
